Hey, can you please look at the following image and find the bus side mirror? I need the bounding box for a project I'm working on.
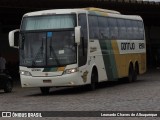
[75,26,81,45]
[8,29,20,49]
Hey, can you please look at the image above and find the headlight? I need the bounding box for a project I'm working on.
[20,70,32,76]
[63,68,78,74]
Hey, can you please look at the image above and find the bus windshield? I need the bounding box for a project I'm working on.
[19,31,77,67]
[19,14,77,67]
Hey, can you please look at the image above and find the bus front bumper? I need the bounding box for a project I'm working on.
[20,73,84,87]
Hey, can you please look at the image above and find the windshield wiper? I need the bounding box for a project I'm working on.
[49,37,60,66]
[33,37,45,65]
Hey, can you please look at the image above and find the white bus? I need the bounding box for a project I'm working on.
[9,7,146,94]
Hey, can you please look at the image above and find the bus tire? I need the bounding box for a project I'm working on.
[89,68,98,91]
[127,64,134,83]
[133,63,139,82]
[40,87,50,95]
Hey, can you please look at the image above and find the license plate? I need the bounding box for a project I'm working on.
[43,80,52,83]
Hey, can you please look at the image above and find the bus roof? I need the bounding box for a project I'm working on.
[84,7,142,21]
[24,7,119,16]
[23,9,87,17]
[83,7,120,14]
[23,7,142,21]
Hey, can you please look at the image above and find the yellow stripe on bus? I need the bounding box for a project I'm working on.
[111,40,146,78]
[57,67,65,71]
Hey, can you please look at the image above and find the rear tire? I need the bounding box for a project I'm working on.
[133,63,139,82]
[127,64,134,83]
[133,67,137,82]
[40,87,50,95]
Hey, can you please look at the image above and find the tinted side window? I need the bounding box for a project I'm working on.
[98,16,109,39]
[79,14,87,39]
[108,18,118,39]
[117,19,127,39]
[88,15,99,39]
[137,21,144,40]
[126,20,133,40]
[78,14,88,66]
[132,21,139,40]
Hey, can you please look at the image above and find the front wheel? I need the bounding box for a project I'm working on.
[89,69,98,91]
[40,87,50,95]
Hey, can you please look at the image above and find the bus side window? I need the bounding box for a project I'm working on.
[108,18,118,40]
[78,14,88,67]
[132,21,139,40]
[137,21,144,40]
[88,15,99,39]
[117,18,126,40]
[125,20,133,40]
[98,16,109,40]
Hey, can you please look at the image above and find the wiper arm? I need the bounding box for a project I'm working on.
[49,45,60,66]
[48,36,60,66]
[33,38,45,65]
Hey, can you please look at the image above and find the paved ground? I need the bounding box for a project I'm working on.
[0,69,160,120]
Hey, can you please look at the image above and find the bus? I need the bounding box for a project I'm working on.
[8,7,146,94]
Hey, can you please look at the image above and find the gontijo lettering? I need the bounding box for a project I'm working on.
[121,42,135,50]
